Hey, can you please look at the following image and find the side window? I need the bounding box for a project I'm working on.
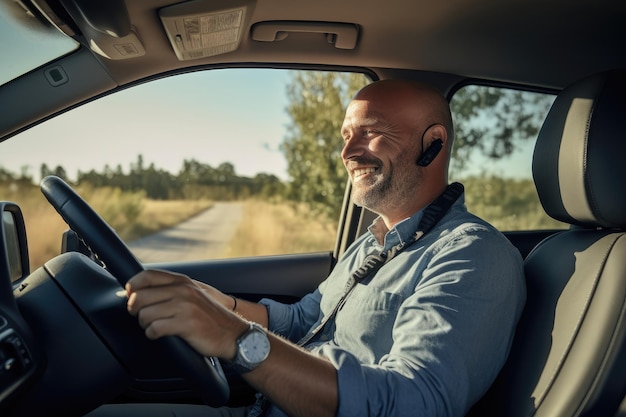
[449,84,566,231]
[0,69,370,270]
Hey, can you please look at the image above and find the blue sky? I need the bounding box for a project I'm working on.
[0,69,296,182]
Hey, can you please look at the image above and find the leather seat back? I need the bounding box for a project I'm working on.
[469,70,626,417]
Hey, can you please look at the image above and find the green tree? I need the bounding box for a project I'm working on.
[40,163,68,181]
[281,71,369,218]
[450,85,554,172]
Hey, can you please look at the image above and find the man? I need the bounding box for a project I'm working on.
[123,80,526,417]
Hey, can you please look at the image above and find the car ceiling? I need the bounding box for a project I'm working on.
[16,0,626,91]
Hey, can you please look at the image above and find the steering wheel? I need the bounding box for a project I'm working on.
[39,175,230,407]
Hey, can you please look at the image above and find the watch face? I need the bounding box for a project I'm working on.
[241,329,270,364]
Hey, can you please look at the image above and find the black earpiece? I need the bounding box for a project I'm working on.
[416,138,443,166]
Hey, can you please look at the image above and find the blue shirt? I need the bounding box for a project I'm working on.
[254,193,526,417]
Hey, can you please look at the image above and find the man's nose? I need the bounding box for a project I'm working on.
[341,136,364,161]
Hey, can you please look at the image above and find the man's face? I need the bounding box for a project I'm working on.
[340,97,422,213]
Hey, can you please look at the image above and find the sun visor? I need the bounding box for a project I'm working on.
[38,0,146,60]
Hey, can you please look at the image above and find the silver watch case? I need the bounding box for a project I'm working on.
[231,322,270,373]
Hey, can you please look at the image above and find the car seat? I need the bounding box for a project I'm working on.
[467,69,626,417]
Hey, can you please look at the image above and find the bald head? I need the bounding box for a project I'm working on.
[353,80,454,146]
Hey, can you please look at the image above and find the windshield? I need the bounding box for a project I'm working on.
[0,0,79,86]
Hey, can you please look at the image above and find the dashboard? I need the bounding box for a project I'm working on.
[0,199,203,415]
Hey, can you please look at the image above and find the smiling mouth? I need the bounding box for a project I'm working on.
[353,167,377,180]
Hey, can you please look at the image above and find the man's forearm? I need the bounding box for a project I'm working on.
[232,296,269,328]
[193,278,335,415]
[242,332,338,417]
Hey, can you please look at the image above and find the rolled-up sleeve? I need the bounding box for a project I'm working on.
[259,288,323,342]
[322,348,445,417]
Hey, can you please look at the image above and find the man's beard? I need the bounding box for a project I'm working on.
[351,173,392,213]
[352,167,419,214]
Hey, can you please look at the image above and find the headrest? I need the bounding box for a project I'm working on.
[532,69,626,229]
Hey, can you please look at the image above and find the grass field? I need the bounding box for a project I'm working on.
[1,183,212,269]
[220,200,336,258]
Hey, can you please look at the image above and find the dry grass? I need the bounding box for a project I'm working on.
[221,200,336,258]
[1,183,212,270]
[16,189,70,270]
[3,182,334,271]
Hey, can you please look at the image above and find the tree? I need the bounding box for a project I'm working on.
[216,162,236,181]
[0,166,15,182]
[53,165,67,181]
[281,71,369,218]
[40,163,68,181]
[450,85,554,172]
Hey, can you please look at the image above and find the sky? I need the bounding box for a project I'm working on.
[0,69,296,182]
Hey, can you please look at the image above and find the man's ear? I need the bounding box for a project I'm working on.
[416,124,448,167]
[426,124,448,149]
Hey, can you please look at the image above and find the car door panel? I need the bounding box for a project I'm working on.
[145,251,335,304]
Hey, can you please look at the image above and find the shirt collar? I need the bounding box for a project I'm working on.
[367,192,466,250]
[367,211,424,249]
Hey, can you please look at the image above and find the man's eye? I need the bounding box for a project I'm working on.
[365,130,379,137]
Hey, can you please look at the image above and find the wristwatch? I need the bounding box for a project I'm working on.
[231,322,270,373]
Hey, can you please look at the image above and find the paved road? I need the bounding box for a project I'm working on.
[128,201,244,263]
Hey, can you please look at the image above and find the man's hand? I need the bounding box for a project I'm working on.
[126,269,338,417]
[126,269,248,361]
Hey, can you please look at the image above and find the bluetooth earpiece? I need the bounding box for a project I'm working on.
[416,138,443,166]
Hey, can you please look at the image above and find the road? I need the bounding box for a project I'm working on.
[128,201,244,263]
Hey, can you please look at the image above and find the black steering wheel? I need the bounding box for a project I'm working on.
[40,175,230,407]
